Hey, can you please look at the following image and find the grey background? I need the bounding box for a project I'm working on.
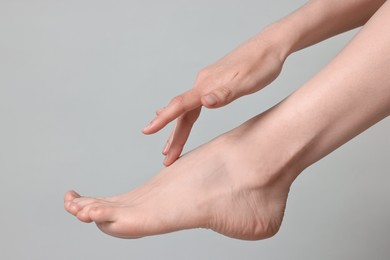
[1,0,389,259]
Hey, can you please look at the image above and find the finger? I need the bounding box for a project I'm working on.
[142,89,201,134]
[201,84,236,109]
[167,107,201,156]
[163,107,201,166]
[155,107,165,116]
[162,122,177,155]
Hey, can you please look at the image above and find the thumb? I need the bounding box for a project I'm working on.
[201,86,235,108]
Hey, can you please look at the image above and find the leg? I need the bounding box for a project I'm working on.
[64,2,390,240]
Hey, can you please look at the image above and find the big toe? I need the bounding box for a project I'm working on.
[64,190,80,202]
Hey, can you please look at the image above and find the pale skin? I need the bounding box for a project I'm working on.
[64,0,390,240]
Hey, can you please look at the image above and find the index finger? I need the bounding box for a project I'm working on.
[142,89,201,134]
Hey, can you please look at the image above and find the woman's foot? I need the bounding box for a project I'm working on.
[64,114,300,240]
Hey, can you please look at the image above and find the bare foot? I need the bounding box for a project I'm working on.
[64,114,300,240]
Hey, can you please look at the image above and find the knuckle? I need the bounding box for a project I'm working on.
[170,95,186,113]
[195,68,211,85]
[171,95,184,105]
[218,86,233,103]
[197,67,209,79]
[199,86,211,96]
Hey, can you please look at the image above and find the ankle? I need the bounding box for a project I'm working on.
[226,111,311,185]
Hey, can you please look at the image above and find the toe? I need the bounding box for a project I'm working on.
[64,200,71,211]
[64,200,83,216]
[76,210,93,223]
[75,202,102,223]
[73,197,99,208]
[89,205,117,223]
[64,190,80,202]
[76,201,109,223]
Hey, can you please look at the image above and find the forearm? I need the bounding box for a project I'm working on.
[144,0,387,166]
[245,1,390,175]
[258,0,386,59]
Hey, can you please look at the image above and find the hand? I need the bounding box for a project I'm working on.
[143,31,288,166]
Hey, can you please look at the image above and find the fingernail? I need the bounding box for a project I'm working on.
[163,154,170,166]
[143,120,155,132]
[204,94,217,106]
[162,141,170,154]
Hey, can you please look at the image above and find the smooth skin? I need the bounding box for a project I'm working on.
[142,0,386,166]
[64,0,390,240]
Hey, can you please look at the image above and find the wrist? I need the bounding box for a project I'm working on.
[254,21,298,61]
